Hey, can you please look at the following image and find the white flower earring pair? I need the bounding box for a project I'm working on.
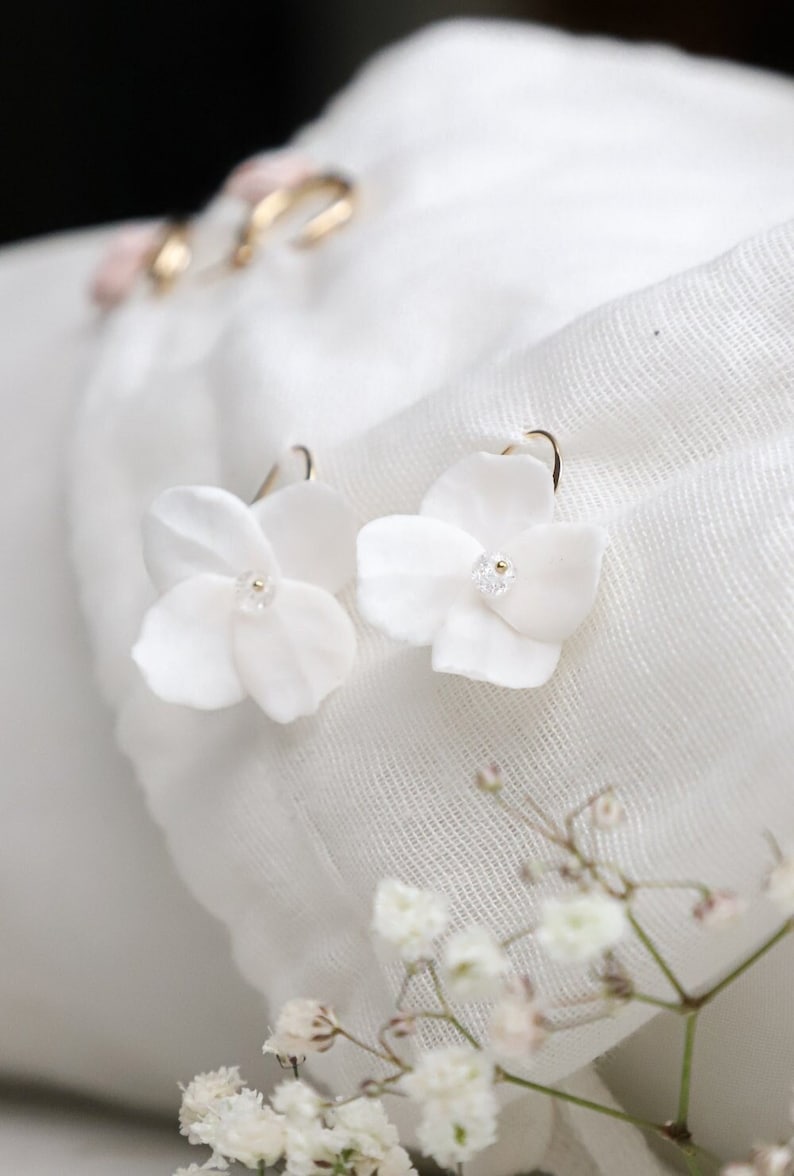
[133,430,608,722]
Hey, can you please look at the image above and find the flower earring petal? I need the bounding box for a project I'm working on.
[251,480,358,596]
[487,523,608,643]
[432,599,562,689]
[232,581,356,724]
[357,515,481,644]
[420,451,555,547]
[133,574,247,709]
[143,484,275,591]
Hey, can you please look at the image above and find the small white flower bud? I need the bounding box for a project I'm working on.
[263,998,338,1058]
[692,890,746,929]
[591,790,625,829]
[372,878,449,963]
[475,764,503,793]
[388,1012,417,1037]
[765,857,794,917]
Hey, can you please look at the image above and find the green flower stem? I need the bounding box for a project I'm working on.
[627,910,689,1001]
[681,1148,703,1176]
[499,1069,663,1135]
[427,963,482,1049]
[336,1027,395,1066]
[676,1012,698,1129]
[630,991,686,1014]
[696,921,791,1007]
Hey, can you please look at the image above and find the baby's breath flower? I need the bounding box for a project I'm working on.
[329,1096,399,1156]
[488,975,547,1061]
[178,1066,244,1143]
[379,1144,417,1174]
[591,790,625,829]
[538,891,627,964]
[692,890,746,929]
[193,1088,285,1168]
[372,878,448,962]
[263,998,338,1057]
[766,858,794,916]
[442,925,509,1001]
[751,1143,794,1175]
[402,1046,497,1168]
[172,1162,226,1176]
[271,1078,323,1123]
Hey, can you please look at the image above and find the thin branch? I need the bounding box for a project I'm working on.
[499,1069,662,1135]
[676,1012,698,1130]
[627,910,689,1002]
[696,921,792,1007]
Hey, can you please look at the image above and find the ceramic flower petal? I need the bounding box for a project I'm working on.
[252,480,358,596]
[232,580,356,723]
[432,595,562,688]
[132,573,246,708]
[487,523,609,642]
[420,452,554,548]
[357,515,482,644]
[143,485,276,592]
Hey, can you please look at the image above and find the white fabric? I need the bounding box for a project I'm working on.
[0,18,792,1175]
[0,229,270,1110]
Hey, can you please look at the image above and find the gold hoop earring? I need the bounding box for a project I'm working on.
[502,428,562,492]
[252,444,316,502]
[147,221,192,292]
[232,173,355,268]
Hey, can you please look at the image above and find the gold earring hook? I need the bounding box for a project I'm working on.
[233,173,356,268]
[148,221,192,292]
[502,429,562,492]
[252,445,316,503]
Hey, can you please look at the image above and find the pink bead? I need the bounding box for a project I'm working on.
[90,222,163,309]
[224,151,316,204]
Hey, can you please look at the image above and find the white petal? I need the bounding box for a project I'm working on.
[432,594,561,688]
[132,574,245,708]
[420,452,554,548]
[232,580,356,723]
[488,524,608,641]
[143,485,275,591]
[251,480,357,595]
[357,515,482,645]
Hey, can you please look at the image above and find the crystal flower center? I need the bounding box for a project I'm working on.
[235,570,277,615]
[471,551,516,597]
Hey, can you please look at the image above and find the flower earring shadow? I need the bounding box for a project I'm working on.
[132,446,358,723]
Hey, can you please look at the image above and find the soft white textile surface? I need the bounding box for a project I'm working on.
[67,19,794,1170]
[0,231,269,1111]
[1,18,792,1174]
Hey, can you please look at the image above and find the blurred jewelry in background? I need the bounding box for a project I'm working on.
[89,149,357,307]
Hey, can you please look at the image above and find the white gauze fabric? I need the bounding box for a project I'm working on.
[61,19,793,1168]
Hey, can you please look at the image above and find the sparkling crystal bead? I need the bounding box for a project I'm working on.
[235,570,277,615]
[471,551,516,597]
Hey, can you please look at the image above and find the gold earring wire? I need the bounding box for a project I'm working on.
[233,173,355,268]
[148,221,192,292]
[252,444,316,503]
[502,429,562,492]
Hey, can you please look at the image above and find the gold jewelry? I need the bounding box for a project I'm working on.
[502,428,562,492]
[253,444,316,502]
[233,173,355,268]
[147,222,192,292]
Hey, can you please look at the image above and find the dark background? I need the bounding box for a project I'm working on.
[2,0,792,248]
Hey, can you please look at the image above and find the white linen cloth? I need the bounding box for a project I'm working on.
[1,18,792,1174]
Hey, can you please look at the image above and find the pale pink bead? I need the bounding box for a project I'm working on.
[90,222,162,308]
[692,890,747,929]
[224,151,316,204]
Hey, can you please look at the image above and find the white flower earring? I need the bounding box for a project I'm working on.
[357,430,608,689]
[132,446,358,723]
